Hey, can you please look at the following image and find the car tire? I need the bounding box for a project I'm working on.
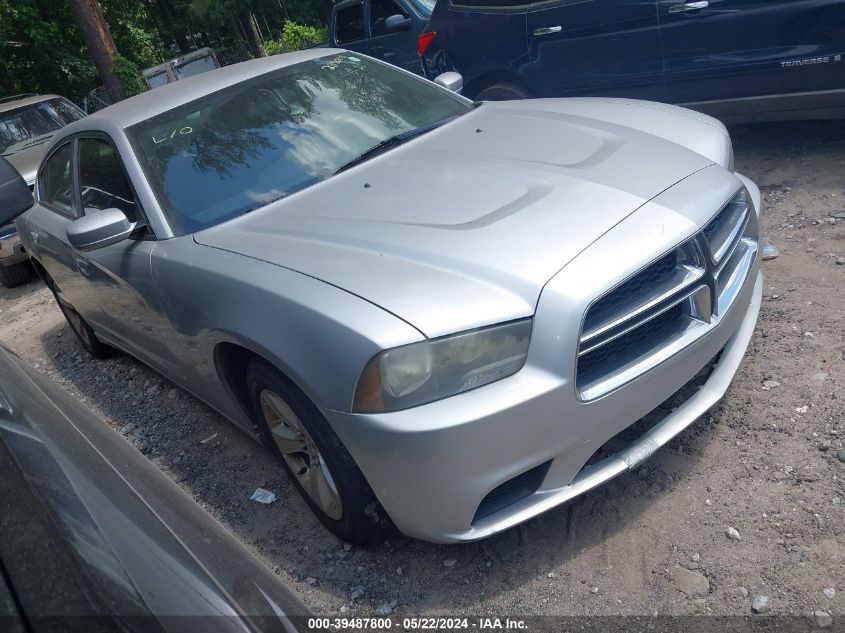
[475,82,533,101]
[0,261,33,288]
[50,283,115,359]
[247,359,394,545]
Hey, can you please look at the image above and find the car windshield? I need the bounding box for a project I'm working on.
[127,53,472,235]
[0,99,84,155]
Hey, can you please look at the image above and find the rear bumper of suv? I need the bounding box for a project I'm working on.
[326,168,762,543]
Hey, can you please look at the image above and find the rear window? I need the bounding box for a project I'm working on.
[0,99,84,156]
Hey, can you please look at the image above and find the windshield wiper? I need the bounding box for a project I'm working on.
[334,117,457,175]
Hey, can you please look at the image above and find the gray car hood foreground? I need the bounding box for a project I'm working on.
[196,99,722,338]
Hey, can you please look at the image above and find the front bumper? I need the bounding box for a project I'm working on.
[326,167,762,543]
[0,229,27,267]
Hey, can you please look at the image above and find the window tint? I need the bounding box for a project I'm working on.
[78,138,138,221]
[371,0,409,36]
[39,143,75,216]
[336,4,365,42]
[450,0,525,8]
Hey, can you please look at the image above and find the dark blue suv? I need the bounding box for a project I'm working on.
[420,0,845,122]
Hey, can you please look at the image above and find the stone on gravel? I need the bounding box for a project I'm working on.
[375,599,398,616]
[590,586,599,594]
[726,527,741,540]
[751,595,770,614]
[306,577,317,586]
[443,558,457,567]
[836,257,845,265]
[823,588,835,599]
[814,611,833,628]
[673,566,710,598]
[736,587,749,598]
[837,450,845,463]
[761,380,780,391]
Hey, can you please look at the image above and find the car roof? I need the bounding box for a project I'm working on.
[88,48,344,129]
[0,94,62,114]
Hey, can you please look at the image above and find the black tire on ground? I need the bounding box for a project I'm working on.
[49,283,116,359]
[475,82,533,101]
[0,261,33,288]
[247,359,394,545]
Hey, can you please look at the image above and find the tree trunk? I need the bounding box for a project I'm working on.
[67,0,123,93]
[239,10,266,58]
[156,0,191,53]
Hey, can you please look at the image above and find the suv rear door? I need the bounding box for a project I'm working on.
[659,0,845,112]
[526,0,663,99]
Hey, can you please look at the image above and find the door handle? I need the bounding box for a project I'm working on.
[669,1,708,13]
[533,26,562,36]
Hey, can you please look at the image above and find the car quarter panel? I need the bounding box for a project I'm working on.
[143,238,425,422]
[325,166,760,541]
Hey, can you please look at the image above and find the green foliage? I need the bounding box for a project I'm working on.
[0,0,97,101]
[0,0,329,103]
[263,22,327,55]
[111,56,146,97]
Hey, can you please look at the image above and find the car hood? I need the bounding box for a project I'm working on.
[195,100,713,337]
[3,139,50,185]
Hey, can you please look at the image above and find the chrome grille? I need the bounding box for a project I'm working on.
[577,188,758,401]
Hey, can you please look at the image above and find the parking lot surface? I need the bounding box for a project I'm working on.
[0,121,842,620]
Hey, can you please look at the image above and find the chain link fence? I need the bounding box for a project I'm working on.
[83,43,268,113]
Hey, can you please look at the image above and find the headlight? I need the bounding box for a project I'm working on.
[353,319,532,413]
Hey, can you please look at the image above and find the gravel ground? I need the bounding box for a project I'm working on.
[0,121,843,624]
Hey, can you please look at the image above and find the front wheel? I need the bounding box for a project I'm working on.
[247,360,393,545]
[475,82,533,101]
[50,283,115,359]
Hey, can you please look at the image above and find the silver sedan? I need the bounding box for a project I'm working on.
[16,49,761,544]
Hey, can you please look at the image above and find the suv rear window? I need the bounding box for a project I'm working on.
[336,3,365,43]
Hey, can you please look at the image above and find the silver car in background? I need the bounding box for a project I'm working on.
[16,50,761,544]
[0,93,85,286]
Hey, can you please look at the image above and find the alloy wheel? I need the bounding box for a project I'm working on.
[55,289,92,347]
[259,389,343,520]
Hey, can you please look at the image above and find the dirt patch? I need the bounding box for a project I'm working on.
[1,121,842,620]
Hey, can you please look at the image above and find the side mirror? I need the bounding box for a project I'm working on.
[66,208,135,252]
[434,71,463,94]
[0,157,33,226]
[384,14,411,32]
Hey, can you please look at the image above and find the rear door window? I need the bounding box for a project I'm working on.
[336,3,366,43]
[38,143,75,217]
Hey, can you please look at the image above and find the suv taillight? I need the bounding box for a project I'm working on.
[418,31,436,57]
